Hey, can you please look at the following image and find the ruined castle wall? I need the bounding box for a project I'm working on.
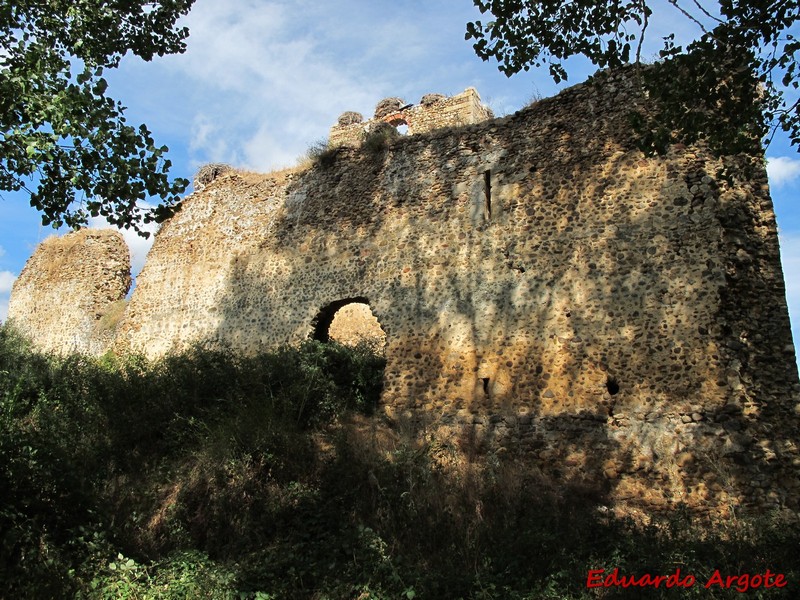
[13,70,799,515]
[8,229,131,355]
[329,88,492,147]
[110,71,800,514]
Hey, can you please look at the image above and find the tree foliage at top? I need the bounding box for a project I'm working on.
[0,1,196,235]
[466,1,800,155]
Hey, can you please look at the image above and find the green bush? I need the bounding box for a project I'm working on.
[0,326,386,597]
[84,550,239,600]
[303,138,339,168]
[2,322,800,599]
[362,123,399,156]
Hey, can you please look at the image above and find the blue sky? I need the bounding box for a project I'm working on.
[1,0,799,358]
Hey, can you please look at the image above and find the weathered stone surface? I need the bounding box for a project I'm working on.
[331,88,493,147]
[10,69,800,516]
[8,229,130,355]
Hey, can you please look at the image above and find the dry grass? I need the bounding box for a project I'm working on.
[35,229,125,280]
[96,299,129,332]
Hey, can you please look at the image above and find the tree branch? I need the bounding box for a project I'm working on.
[636,0,649,65]
[690,0,724,25]
[667,0,709,34]
[767,96,800,146]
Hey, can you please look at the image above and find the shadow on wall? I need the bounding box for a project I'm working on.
[200,70,798,514]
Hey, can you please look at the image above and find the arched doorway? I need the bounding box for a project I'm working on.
[311,297,387,353]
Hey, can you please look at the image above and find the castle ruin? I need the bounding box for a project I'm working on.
[9,71,800,516]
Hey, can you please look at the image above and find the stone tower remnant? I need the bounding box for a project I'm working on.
[8,229,130,355]
[329,87,493,148]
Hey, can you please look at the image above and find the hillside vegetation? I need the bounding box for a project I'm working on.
[1,323,798,599]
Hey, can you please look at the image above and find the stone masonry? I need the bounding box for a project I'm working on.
[329,88,493,148]
[9,69,800,516]
[8,229,130,355]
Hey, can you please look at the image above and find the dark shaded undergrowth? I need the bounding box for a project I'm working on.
[1,323,799,599]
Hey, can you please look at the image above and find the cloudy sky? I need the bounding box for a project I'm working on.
[1,0,799,361]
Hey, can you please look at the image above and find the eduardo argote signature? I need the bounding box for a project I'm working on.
[587,568,788,592]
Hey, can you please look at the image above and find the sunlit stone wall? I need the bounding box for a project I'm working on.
[8,229,130,355]
[329,87,493,148]
[12,70,800,515]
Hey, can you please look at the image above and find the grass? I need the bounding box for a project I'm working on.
[1,322,799,599]
[96,298,129,333]
[302,138,339,169]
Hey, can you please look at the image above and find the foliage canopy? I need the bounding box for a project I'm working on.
[466,1,800,155]
[0,1,196,235]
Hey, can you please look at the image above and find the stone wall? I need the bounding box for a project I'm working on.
[329,88,493,148]
[325,302,387,350]
[8,229,130,355]
[10,70,800,515]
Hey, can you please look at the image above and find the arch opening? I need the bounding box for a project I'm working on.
[311,297,387,353]
[386,116,409,135]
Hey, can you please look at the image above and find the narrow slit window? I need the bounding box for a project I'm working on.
[483,170,492,222]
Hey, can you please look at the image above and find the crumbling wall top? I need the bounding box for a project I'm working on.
[329,87,493,148]
[8,229,131,355]
[194,163,234,191]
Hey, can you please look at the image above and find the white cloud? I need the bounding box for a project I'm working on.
[0,245,6,259]
[0,270,17,322]
[109,0,554,178]
[779,234,800,365]
[189,113,236,167]
[123,227,158,278]
[0,270,16,294]
[767,156,800,188]
[242,122,311,171]
[160,0,405,170]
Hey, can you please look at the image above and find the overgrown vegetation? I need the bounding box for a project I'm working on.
[303,139,340,169]
[96,299,130,333]
[2,323,799,598]
[363,123,400,157]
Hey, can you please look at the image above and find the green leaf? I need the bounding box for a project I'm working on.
[464,0,798,153]
[0,0,195,236]
[94,78,108,95]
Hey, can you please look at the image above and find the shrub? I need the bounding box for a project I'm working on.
[363,123,399,157]
[303,138,339,168]
[3,323,800,599]
[0,327,387,597]
[86,550,239,599]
